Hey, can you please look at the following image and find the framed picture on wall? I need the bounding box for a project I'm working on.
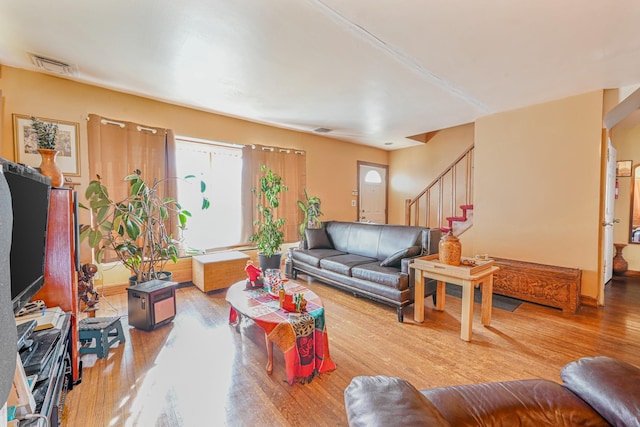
[12,114,81,177]
[616,160,632,177]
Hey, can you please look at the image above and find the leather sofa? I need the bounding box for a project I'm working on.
[344,356,640,426]
[289,221,441,322]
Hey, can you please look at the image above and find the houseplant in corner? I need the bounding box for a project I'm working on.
[297,189,323,246]
[81,169,210,285]
[30,116,63,187]
[250,165,288,271]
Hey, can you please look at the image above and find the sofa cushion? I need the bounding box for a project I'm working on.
[561,356,640,427]
[305,228,332,249]
[344,376,450,427]
[320,254,377,276]
[291,249,345,268]
[380,245,422,267]
[377,225,426,260]
[352,263,406,289]
[422,379,608,426]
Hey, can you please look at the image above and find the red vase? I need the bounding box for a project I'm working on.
[37,148,64,187]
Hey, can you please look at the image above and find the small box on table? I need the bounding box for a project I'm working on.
[192,251,250,292]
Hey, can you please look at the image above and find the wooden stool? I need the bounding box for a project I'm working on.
[79,317,126,358]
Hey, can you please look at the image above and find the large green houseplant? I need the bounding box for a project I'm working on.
[250,165,288,270]
[81,170,210,285]
[297,189,323,243]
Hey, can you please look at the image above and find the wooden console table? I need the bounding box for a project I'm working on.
[412,255,499,341]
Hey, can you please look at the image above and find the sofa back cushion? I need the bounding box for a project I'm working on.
[324,221,428,261]
[561,356,640,427]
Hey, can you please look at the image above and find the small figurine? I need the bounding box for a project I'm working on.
[245,259,264,288]
[78,263,100,312]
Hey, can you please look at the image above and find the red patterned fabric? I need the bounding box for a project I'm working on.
[226,281,336,384]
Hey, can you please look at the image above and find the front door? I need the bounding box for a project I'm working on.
[358,162,387,224]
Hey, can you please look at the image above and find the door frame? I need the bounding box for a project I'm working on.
[601,87,640,305]
[357,161,389,223]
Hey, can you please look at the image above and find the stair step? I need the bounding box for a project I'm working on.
[460,204,474,211]
[446,216,466,222]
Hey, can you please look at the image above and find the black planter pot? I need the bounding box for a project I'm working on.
[258,253,282,272]
[128,271,173,287]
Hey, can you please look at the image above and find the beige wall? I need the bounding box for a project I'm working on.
[1,66,611,298]
[611,124,640,270]
[474,91,604,298]
[0,66,387,227]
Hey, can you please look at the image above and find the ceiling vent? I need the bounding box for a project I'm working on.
[29,54,77,76]
[313,127,332,133]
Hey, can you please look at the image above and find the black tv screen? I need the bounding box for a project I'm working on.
[0,159,51,314]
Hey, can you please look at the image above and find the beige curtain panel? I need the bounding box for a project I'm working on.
[240,144,306,246]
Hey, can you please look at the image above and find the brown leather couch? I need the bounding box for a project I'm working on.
[344,356,640,426]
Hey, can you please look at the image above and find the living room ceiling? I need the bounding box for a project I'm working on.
[1,1,640,150]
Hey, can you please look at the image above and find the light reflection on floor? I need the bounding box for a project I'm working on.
[121,316,237,426]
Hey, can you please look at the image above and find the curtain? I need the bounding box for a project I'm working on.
[240,144,306,245]
[87,114,178,259]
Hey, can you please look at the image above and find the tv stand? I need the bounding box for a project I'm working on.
[16,316,71,427]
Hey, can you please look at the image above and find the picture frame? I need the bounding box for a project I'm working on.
[12,114,81,177]
[616,160,632,177]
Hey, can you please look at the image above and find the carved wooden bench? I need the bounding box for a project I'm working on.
[492,258,581,313]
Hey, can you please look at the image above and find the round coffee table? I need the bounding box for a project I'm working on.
[225,280,336,384]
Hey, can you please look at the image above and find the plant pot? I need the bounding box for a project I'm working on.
[128,271,173,287]
[37,148,64,187]
[258,252,282,272]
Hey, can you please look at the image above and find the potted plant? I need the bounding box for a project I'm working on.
[81,169,210,285]
[297,189,323,244]
[30,116,63,187]
[250,165,288,271]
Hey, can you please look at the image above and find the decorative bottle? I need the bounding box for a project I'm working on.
[439,230,462,266]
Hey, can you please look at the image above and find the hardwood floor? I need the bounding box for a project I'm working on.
[63,276,640,426]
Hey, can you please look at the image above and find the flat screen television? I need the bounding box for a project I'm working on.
[0,158,51,314]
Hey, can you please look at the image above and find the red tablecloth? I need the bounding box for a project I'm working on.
[226,281,336,384]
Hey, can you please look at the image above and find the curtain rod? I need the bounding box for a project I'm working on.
[100,119,125,128]
[252,144,305,155]
[176,134,243,149]
[137,125,157,134]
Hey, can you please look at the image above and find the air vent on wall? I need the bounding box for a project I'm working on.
[313,127,332,133]
[29,54,77,76]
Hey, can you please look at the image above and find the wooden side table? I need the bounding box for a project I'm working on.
[411,255,499,341]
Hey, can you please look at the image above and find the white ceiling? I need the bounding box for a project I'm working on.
[1,1,640,150]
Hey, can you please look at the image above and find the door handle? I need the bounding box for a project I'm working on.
[602,219,621,226]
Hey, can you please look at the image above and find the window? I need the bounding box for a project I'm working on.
[175,138,243,251]
[364,169,382,183]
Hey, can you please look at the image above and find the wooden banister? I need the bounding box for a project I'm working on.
[405,145,474,230]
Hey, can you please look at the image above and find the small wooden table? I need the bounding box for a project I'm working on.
[411,255,499,341]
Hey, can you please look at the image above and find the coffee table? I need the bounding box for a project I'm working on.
[225,280,336,384]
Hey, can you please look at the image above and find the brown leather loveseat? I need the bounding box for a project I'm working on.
[344,356,640,426]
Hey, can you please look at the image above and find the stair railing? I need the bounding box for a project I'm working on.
[405,145,474,229]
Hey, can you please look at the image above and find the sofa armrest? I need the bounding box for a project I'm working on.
[344,376,450,427]
[561,356,640,427]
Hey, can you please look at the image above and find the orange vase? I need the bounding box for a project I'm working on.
[37,148,64,187]
[438,230,462,266]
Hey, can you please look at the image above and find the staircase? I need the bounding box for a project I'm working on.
[405,145,474,235]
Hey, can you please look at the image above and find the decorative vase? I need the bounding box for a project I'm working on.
[37,148,64,187]
[613,243,628,275]
[439,230,462,266]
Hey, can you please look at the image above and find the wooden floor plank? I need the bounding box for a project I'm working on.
[62,276,640,426]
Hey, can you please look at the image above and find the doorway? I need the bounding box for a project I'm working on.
[357,162,388,224]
